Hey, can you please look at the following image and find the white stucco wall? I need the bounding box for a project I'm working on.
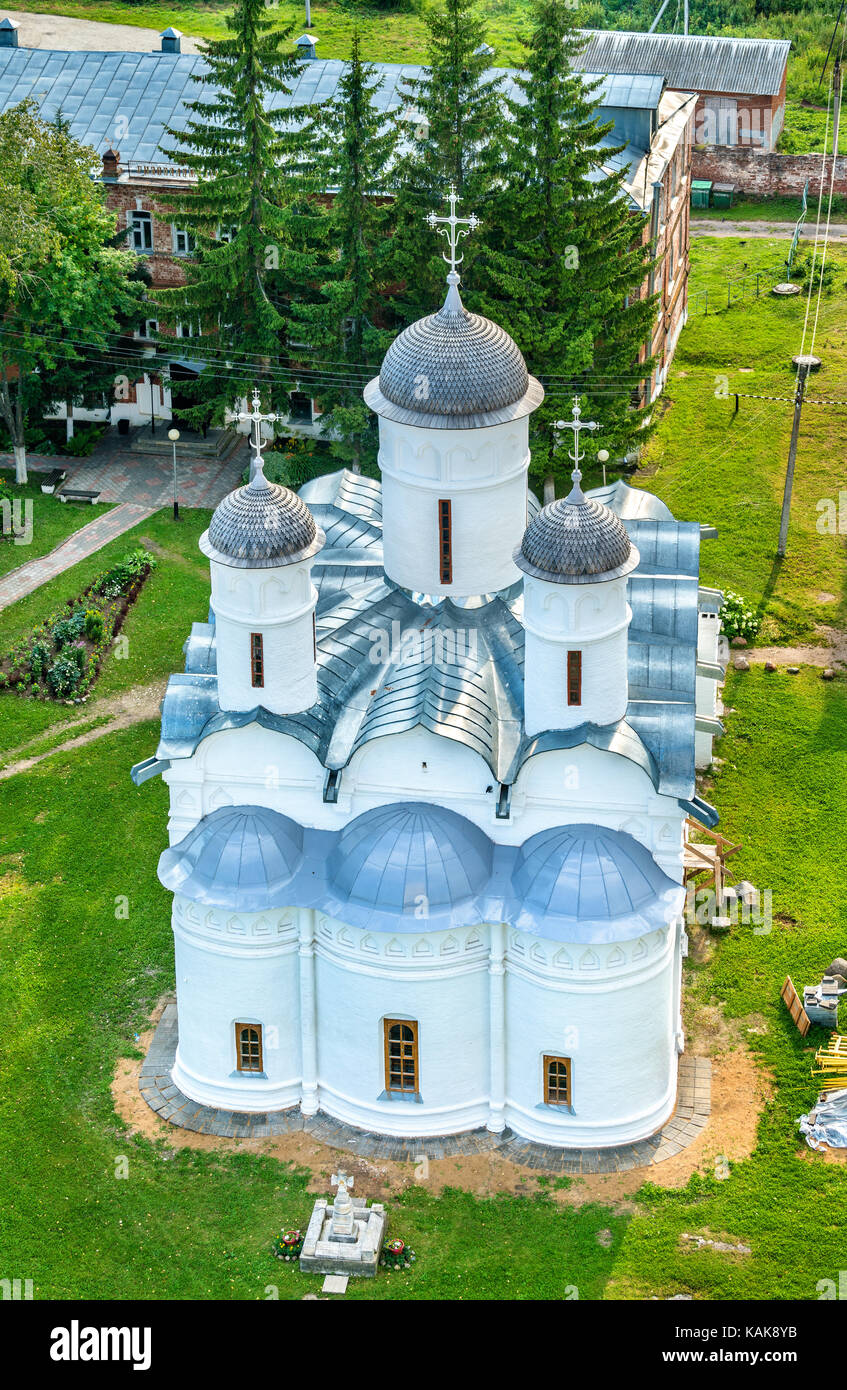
[378,416,530,597]
[209,553,318,715]
[168,905,683,1146]
[523,571,631,735]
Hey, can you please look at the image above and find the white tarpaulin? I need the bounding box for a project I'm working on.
[799,1089,847,1150]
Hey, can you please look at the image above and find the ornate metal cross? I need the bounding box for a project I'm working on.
[331,1171,354,1194]
[554,396,599,482]
[236,387,280,481]
[426,184,480,274]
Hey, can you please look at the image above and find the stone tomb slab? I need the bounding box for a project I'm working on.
[300,1197,386,1278]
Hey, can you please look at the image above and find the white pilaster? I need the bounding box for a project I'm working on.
[299,910,319,1116]
[487,921,506,1133]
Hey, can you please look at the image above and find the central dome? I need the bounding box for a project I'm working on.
[364,276,544,429]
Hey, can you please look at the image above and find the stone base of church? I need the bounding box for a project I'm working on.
[138,1001,711,1173]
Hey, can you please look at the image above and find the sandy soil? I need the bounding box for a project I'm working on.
[111,1000,776,1208]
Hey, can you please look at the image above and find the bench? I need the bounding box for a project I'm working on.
[40,468,67,495]
[58,487,100,505]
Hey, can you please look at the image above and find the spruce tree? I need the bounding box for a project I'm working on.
[388,0,506,323]
[155,1,304,426]
[287,32,399,475]
[473,0,657,497]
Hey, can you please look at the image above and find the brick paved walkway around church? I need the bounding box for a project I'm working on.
[140,1002,712,1173]
[0,502,156,613]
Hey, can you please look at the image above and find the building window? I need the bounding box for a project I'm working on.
[250,632,264,688]
[235,1023,263,1073]
[384,1019,418,1094]
[567,650,582,706]
[544,1055,572,1106]
[217,224,237,243]
[312,612,317,662]
[172,225,195,256]
[129,210,153,253]
[438,498,452,585]
[176,320,201,340]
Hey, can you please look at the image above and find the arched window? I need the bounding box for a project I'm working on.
[544,1055,572,1107]
[384,1019,419,1094]
[235,1023,263,1073]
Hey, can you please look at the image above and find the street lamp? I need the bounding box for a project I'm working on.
[168,428,180,520]
[597,448,610,487]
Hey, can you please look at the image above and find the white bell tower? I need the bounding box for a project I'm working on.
[515,401,640,737]
[199,388,325,717]
[364,187,544,599]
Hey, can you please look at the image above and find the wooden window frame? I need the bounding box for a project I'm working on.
[250,632,264,688]
[384,1019,419,1095]
[235,1022,263,1073]
[438,498,452,586]
[567,650,582,706]
[543,1055,572,1107]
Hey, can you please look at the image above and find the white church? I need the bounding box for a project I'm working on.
[132,203,725,1150]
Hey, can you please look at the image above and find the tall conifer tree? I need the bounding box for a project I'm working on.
[388,0,505,322]
[288,32,399,474]
[474,0,657,497]
[155,2,303,424]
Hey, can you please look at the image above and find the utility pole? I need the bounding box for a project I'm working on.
[684,0,689,36]
[777,354,821,557]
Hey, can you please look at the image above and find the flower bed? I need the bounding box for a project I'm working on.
[0,548,156,702]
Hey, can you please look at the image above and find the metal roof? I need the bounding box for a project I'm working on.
[515,486,639,584]
[575,29,791,98]
[0,47,672,172]
[139,467,705,799]
[159,799,684,943]
[200,468,324,569]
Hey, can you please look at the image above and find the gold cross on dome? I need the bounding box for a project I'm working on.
[426,184,480,274]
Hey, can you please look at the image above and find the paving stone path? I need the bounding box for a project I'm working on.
[0,502,155,613]
[141,1002,712,1173]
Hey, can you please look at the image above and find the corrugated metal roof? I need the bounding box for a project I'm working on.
[0,47,667,173]
[575,28,791,98]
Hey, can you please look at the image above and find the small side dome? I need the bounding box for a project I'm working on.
[158,805,304,910]
[515,491,638,584]
[200,468,325,569]
[328,801,493,914]
[364,274,544,429]
[512,824,677,925]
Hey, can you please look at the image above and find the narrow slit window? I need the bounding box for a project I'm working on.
[438,499,452,586]
[384,1019,419,1094]
[567,650,582,706]
[544,1055,571,1106]
[312,612,317,662]
[236,1023,263,1073]
[250,632,264,688]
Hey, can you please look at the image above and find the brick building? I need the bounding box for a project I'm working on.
[0,27,696,428]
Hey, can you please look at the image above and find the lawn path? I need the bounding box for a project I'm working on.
[3,8,204,50]
[0,502,155,612]
[0,676,165,779]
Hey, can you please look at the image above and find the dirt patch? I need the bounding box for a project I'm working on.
[111,1005,772,1208]
[748,627,847,669]
[0,678,167,781]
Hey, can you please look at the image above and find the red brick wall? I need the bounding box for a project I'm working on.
[105,181,189,290]
[691,147,847,197]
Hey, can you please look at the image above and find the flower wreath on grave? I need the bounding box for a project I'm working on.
[380,1237,416,1271]
[272,1229,303,1261]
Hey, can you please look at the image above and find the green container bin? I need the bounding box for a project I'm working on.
[712,182,735,209]
[691,180,712,209]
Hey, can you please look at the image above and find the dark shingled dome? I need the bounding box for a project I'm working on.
[364,276,544,428]
[515,483,639,585]
[200,469,324,569]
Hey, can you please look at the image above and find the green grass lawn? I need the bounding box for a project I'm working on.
[693,194,847,224]
[1,235,846,1299]
[0,472,115,579]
